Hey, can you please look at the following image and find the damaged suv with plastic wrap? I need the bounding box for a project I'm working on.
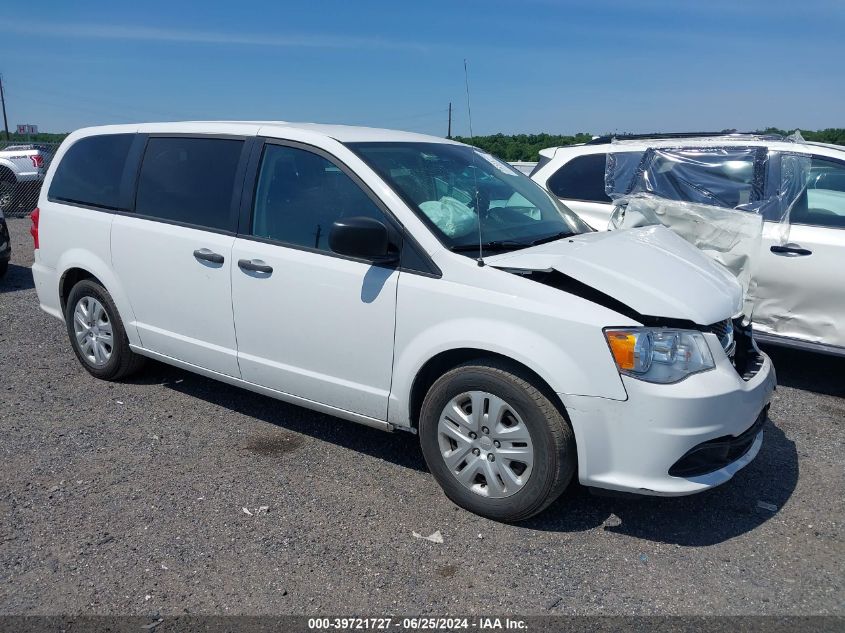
[532,133,845,355]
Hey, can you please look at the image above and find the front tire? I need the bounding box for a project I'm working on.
[65,279,145,380]
[419,360,576,522]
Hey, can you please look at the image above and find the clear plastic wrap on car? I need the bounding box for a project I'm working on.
[603,140,811,316]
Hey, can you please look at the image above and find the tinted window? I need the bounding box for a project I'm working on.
[251,144,386,251]
[791,156,845,229]
[135,137,243,231]
[546,153,611,203]
[49,134,134,209]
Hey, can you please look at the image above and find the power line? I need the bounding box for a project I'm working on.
[6,80,183,121]
[0,75,9,140]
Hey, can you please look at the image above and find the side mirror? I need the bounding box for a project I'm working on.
[329,217,398,263]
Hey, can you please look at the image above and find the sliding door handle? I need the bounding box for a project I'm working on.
[238,259,273,274]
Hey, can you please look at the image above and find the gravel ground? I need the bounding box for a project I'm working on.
[0,217,842,616]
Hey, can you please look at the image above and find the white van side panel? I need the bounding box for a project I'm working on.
[111,215,240,377]
[34,201,144,345]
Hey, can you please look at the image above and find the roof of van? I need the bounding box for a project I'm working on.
[71,121,461,145]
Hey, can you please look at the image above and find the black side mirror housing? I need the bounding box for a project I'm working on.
[329,217,398,263]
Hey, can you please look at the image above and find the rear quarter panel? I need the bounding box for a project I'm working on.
[35,203,142,344]
[34,127,141,343]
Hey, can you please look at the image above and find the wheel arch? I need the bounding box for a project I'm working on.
[54,251,141,346]
[59,267,104,313]
[406,348,569,431]
[0,164,17,182]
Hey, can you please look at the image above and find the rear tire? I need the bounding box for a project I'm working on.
[0,178,17,214]
[65,279,145,380]
[419,360,576,522]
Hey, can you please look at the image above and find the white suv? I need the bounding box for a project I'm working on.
[31,122,775,521]
[530,133,845,356]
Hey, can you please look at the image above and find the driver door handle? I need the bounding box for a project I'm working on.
[770,244,812,257]
[238,259,273,274]
[193,248,224,264]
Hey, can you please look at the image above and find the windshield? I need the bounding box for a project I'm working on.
[347,142,591,252]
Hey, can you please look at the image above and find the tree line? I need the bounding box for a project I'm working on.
[453,128,845,161]
[2,132,68,144]
[4,128,844,161]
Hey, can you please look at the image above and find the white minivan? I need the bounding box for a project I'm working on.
[31,122,776,521]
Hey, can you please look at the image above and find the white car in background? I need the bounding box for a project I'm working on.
[530,133,845,356]
[508,161,538,175]
[32,122,774,521]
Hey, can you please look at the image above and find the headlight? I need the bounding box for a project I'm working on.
[604,327,715,384]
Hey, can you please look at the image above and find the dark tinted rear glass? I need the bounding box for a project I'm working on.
[49,134,134,209]
[135,137,243,231]
[546,153,611,203]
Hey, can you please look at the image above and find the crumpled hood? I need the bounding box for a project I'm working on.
[486,225,742,325]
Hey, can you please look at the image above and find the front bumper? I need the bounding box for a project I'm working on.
[13,171,44,183]
[560,336,776,496]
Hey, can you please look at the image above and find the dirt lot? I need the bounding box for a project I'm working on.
[1,217,843,616]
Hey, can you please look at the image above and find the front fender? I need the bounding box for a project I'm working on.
[388,317,628,428]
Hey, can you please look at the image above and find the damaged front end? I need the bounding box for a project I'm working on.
[505,266,764,383]
[483,208,775,496]
[485,222,764,381]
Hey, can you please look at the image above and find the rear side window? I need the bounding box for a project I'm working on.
[791,156,845,229]
[643,148,758,208]
[546,153,611,203]
[135,137,244,231]
[49,134,134,209]
[251,144,386,251]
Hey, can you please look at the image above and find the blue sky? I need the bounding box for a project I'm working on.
[1,0,843,136]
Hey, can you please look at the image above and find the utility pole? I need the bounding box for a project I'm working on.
[447,102,452,139]
[0,75,9,141]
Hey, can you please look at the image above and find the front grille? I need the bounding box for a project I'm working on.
[703,318,735,355]
[700,318,762,381]
[706,319,731,340]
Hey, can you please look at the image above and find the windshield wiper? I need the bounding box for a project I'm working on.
[529,231,575,246]
[449,240,529,253]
